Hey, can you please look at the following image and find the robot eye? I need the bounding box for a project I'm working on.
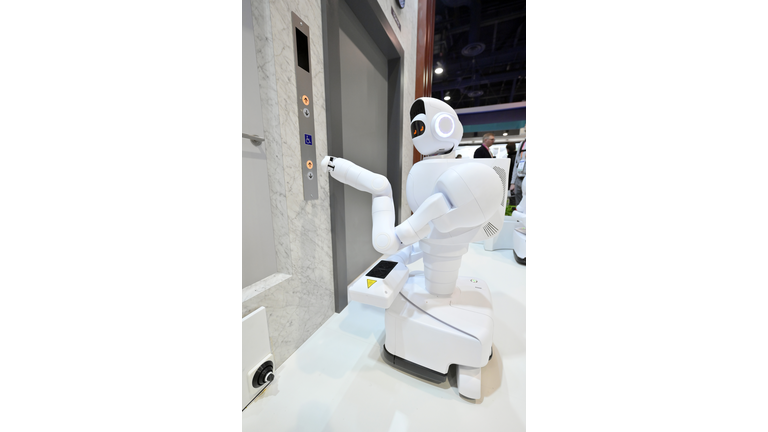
[411,121,425,138]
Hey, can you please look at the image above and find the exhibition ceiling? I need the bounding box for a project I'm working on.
[432,0,526,109]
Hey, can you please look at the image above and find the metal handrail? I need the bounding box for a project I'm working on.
[243,133,265,145]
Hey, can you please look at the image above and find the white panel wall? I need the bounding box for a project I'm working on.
[243,0,278,287]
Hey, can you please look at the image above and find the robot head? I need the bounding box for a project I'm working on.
[409,97,463,156]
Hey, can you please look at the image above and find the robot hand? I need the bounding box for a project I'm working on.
[320,155,334,173]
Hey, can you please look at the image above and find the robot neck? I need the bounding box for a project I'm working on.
[423,145,455,160]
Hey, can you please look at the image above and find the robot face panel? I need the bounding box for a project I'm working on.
[409,97,463,156]
[410,99,426,120]
[411,120,426,138]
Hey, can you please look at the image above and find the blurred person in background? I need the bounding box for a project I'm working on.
[506,142,517,205]
[473,133,495,158]
[511,140,526,205]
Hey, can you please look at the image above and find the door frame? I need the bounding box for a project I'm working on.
[322,0,404,312]
[413,0,436,166]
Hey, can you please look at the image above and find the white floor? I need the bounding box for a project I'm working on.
[243,243,526,432]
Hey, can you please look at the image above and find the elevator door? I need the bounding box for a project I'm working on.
[338,0,390,285]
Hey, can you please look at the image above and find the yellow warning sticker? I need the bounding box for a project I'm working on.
[367,279,376,288]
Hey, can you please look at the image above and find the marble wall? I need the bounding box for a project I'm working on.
[243,0,419,368]
[243,0,334,368]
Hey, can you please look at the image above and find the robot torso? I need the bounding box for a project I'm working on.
[406,158,510,239]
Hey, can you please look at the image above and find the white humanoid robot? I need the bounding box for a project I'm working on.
[321,97,509,399]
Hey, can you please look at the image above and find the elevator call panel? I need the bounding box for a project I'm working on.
[292,12,318,201]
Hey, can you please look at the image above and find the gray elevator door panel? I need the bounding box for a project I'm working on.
[338,0,390,286]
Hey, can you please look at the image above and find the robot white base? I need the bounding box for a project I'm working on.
[384,274,494,399]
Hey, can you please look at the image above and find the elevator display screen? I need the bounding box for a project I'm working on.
[296,28,310,72]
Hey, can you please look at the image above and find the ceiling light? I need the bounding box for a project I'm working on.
[435,67,443,74]
[444,95,451,101]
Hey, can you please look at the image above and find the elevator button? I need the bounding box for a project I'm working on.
[306,160,313,169]
[302,95,309,105]
[303,108,310,117]
[307,171,314,180]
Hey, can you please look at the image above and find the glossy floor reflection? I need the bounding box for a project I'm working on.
[243,243,526,432]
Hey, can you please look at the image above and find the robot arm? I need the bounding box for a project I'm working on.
[387,242,424,266]
[394,193,450,245]
[321,156,451,255]
[321,156,392,197]
[322,156,399,254]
